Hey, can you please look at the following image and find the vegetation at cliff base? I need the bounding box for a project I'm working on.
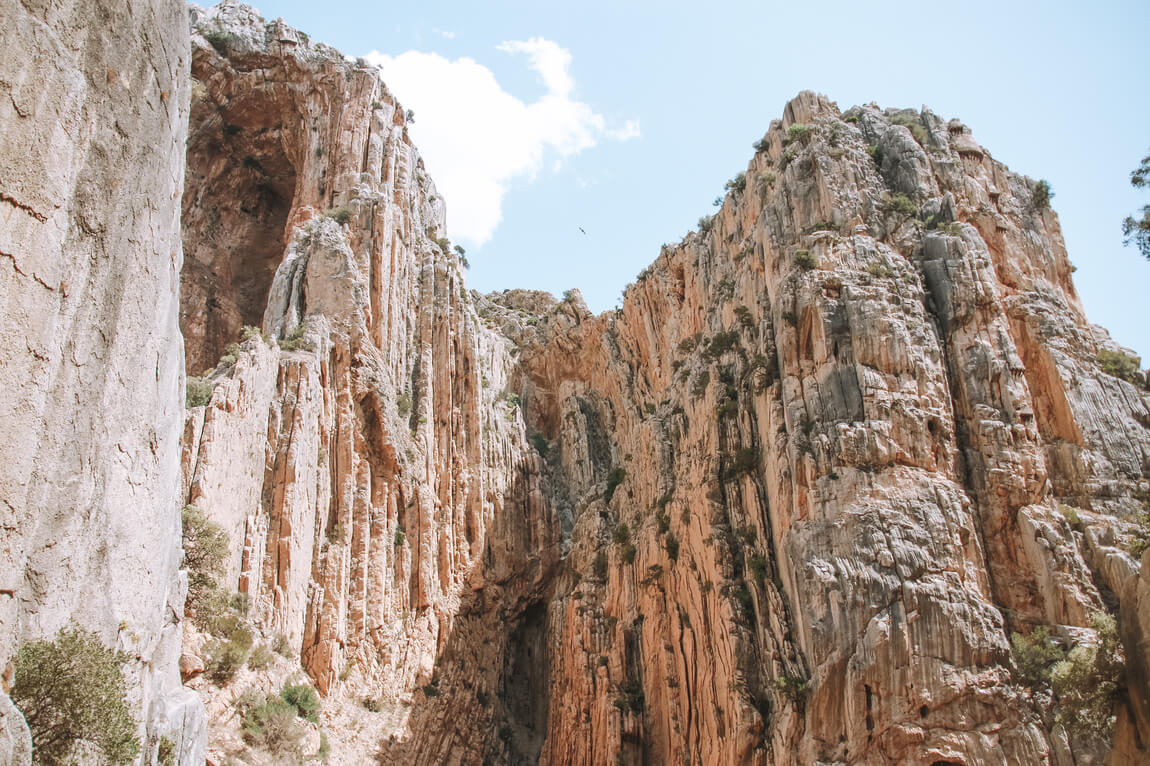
[12,626,140,765]
[241,694,304,756]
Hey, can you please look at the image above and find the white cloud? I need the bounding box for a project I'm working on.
[495,38,574,98]
[363,39,638,246]
[432,28,455,39]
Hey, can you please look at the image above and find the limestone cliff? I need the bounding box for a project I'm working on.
[179,4,556,763]
[167,5,1150,766]
[0,0,205,763]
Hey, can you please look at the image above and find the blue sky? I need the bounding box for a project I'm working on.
[243,0,1149,358]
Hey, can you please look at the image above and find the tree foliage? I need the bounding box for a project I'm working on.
[182,504,229,627]
[1051,612,1125,745]
[12,627,140,765]
[1011,625,1066,687]
[1123,151,1150,260]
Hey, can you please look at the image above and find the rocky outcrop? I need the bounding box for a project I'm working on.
[502,93,1150,765]
[180,4,557,763]
[0,0,205,762]
[175,6,1150,765]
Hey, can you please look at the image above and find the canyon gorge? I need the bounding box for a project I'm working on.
[1,1,1149,764]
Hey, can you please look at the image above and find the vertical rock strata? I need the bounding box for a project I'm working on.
[507,93,1150,765]
[178,6,1150,766]
[180,4,558,763]
[0,0,205,762]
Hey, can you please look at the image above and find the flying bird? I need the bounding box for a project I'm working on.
[579,227,587,235]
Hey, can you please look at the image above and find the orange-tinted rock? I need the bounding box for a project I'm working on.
[179,7,1150,764]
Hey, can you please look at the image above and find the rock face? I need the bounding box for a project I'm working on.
[180,4,557,763]
[509,94,1150,766]
[175,6,1150,766]
[0,0,205,763]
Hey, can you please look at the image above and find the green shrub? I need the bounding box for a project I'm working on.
[620,542,637,564]
[889,111,928,145]
[396,392,412,418]
[721,447,760,481]
[206,622,254,684]
[1051,612,1124,745]
[281,684,321,723]
[664,533,680,562]
[773,674,809,700]
[758,171,777,191]
[1011,625,1066,687]
[882,193,919,218]
[749,554,769,584]
[12,626,140,765]
[324,206,352,224]
[242,695,303,756]
[697,215,714,234]
[186,376,214,408]
[778,147,797,171]
[157,735,176,765]
[752,136,769,153]
[279,324,313,352]
[724,172,747,195]
[785,123,810,145]
[794,250,817,270]
[203,29,236,54]
[240,325,267,344]
[362,697,382,712]
[530,432,549,456]
[248,644,274,670]
[1125,507,1150,556]
[612,523,631,546]
[703,331,740,361]
[604,467,626,503]
[394,527,406,547]
[182,505,229,628]
[677,335,698,354]
[734,305,755,330]
[1097,350,1140,383]
[866,262,894,278]
[422,683,441,698]
[1033,179,1053,210]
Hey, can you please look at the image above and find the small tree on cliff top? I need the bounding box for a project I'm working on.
[1123,150,1150,260]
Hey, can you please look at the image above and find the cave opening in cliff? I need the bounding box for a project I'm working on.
[180,98,297,373]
